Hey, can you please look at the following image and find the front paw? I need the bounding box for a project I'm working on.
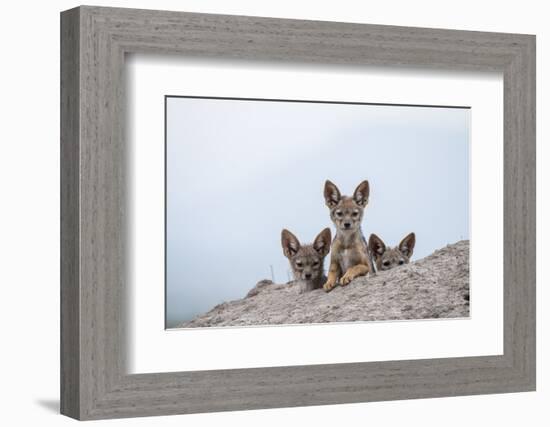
[341,271,355,286]
[323,281,337,292]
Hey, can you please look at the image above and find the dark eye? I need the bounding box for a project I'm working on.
[312,261,320,267]
[398,260,405,265]
[295,261,303,268]
[335,211,343,218]
[382,260,391,267]
[352,211,359,217]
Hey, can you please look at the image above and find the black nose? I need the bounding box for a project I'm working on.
[344,222,351,228]
[305,273,312,279]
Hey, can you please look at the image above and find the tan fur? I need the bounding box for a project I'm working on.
[368,232,416,271]
[281,228,332,293]
[322,180,372,292]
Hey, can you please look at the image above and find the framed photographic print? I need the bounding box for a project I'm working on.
[60,5,536,420]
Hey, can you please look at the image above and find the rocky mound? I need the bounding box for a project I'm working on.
[179,240,470,328]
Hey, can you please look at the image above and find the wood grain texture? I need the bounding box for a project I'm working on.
[60,7,80,419]
[60,5,536,420]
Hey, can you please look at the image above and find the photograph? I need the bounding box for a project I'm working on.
[53,4,537,421]
[165,96,471,329]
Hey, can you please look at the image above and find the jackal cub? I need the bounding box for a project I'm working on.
[323,180,372,292]
[281,228,332,293]
[368,233,416,271]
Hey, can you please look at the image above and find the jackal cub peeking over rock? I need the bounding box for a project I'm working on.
[323,180,373,292]
[368,232,416,272]
[281,228,332,293]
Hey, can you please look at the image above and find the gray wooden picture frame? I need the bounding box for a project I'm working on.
[60,5,536,421]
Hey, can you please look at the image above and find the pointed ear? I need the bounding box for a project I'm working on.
[281,229,301,258]
[399,232,416,258]
[324,180,341,208]
[313,227,332,257]
[353,180,370,206]
[368,233,386,259]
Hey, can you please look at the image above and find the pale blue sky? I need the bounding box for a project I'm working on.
[166,97,470,327]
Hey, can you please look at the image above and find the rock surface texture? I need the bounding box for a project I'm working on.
[179,240,470,328]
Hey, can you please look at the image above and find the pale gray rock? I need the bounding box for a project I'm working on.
[179,240,470,328]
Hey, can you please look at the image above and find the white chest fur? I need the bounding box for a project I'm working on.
[339,249,354,272]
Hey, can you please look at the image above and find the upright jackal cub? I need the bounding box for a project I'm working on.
[323,180,372,292]
[368,233,416,271]
[281,228,332,293]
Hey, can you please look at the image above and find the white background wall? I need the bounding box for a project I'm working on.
[0,0,546,425]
